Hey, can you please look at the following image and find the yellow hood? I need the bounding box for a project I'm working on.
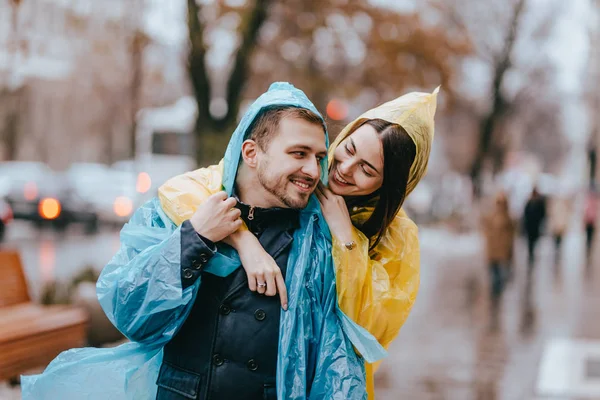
[328,87,439,197]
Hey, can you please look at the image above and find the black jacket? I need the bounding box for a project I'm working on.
[524,196,546,238]
[156,202,299,400]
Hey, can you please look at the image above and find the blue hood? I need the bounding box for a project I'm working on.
[222,81,329,195]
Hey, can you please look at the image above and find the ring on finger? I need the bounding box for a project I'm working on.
[257,282,267,288]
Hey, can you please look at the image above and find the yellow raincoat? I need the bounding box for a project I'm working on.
[158,88,438,399]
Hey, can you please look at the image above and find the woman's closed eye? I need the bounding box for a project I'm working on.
[361,165,374,177]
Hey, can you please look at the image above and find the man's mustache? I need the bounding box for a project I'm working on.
[289,175,317,186]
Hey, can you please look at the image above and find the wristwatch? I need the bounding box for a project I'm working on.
[344,241,356,250]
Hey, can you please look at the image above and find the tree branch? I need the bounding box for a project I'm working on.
[221,0,272,130]
[187,0,212,131]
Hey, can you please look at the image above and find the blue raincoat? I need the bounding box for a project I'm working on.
[21,82,383,399]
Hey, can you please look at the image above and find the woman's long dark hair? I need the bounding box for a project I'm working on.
[344,119,417,250]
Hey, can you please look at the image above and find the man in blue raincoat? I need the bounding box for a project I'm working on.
[137,102,328,399]
[22,83,371,399]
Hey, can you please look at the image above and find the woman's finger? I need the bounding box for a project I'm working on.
[256,273,267,295]
[247,272,257,292]
[264,270,277,296]
[316,182,328,199]
[314,187,324,202]
[320,183,333,197]
[275,271,288,310]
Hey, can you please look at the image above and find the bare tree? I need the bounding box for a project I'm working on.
[128,29,149,159]
[433,0,565,195]
[186,0,470,164]
[187,0,272,163]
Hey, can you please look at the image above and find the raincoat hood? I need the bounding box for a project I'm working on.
[328,87,439,198]
[222,81,329,193]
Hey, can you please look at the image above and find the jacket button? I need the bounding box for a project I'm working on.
[182,268,194,279]
[219,304,231,315]
[254,309,266,321]
[199,253,209,263]
[213,354,224,366]
[247,359,258,371]
[192,259,202,270]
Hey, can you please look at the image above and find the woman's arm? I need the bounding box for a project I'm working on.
[315,184,420,351]
[158,163,288,309]
[224,229,288,309]
[332,210,420,350]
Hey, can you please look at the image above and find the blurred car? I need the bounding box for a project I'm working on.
[0,177,13,241]
[112,156,191,201]
[66,162,142,226]
[0,161,98,232]
[0,197,13,241]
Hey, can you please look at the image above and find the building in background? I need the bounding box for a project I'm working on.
[0,0,188,169]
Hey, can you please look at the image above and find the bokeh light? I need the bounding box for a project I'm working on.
[136,172,152,194]
[38,198,61,220]
[113,196,133,217]
[326,99,348,121]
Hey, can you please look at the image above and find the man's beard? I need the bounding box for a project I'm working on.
[257,162,311,209]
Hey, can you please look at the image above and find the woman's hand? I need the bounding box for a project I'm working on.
[225,230,288,310]
[315,182,354,243]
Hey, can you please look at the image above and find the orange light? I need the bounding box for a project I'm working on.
[326,99,348,121]
[136,172,152,193]
[24,182,38,201]
[39,198,61,220]
[113,196,133,217]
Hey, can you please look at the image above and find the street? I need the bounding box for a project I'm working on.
[376,228,600,400]
[1,221,600,399]
[1,221,121,301]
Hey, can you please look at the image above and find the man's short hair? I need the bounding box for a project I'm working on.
[248,106,325,150]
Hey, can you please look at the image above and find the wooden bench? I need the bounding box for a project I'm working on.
[0,250,88,381]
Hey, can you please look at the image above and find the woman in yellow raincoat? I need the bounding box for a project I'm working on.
[159,88,438,398]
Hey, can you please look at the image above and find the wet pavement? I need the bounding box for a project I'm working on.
[0,221,121,300]
[375,228,600,400]
[2,222,600,399]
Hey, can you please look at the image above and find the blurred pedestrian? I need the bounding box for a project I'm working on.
[523,187,546,267]
[482,192,516,299]
[584,188,599,258]
[548,196,571,262]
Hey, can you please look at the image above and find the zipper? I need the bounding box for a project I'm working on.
[248,206,255,221]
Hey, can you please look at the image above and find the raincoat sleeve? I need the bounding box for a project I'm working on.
[332,208,420,353]
[96,197,204,346]
[157,160,248,231]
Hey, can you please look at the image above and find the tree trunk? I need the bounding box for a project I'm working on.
[187,0,213,164]
[129,33,143,159]
[470,0,527,196]
[220,0,272,131]
[4,113,18,161]
[188,0,272,165]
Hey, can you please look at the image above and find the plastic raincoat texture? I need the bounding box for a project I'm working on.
[159,88,439,399]
[328,88,438,394]
[20,82,376,399]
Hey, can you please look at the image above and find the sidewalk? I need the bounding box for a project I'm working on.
[375,227,600,400]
